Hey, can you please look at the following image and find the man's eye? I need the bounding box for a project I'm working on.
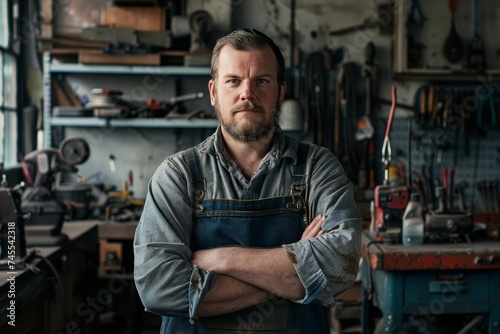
[257,79,270,84]
[227,79,239,84]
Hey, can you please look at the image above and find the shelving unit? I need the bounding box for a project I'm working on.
[42,52,218,147]
[392,0,500,81]
[49,116,218,128]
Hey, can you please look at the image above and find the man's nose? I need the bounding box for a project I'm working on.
[240,81,255,100]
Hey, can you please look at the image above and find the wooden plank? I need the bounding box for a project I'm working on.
[39,24,53,51]
[52,77,80,107]
[78,52,161,65]
[98,221,138,240]
[113,0,158,5]
[40,0,53,24]
[100,5,167,31]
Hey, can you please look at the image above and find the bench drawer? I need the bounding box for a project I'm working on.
[404,272,490,305]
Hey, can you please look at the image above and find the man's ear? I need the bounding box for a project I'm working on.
[279,81,287,104]
[208,79,216,106]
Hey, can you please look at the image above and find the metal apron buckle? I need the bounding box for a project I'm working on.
[194,179,206,213]
[286,182,306,212]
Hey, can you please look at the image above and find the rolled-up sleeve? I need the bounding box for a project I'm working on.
[133,158,216,322]
[282,146,362,307]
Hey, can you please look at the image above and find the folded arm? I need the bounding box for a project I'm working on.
[195,275,272,317]
[192,214,326,307]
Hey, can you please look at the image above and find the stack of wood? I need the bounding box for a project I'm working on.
[39,0,187,65]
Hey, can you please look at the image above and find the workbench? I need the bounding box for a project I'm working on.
[0,222,99,334]
[361,230,500,333]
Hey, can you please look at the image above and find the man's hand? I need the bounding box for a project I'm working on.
[301,214,326,240]
[191,248,222,271]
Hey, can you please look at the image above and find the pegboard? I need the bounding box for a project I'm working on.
[374,115,500,212]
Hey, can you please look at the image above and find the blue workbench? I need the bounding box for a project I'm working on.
[361,230,500,333]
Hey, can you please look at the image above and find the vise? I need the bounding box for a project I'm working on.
[426,186,473,243]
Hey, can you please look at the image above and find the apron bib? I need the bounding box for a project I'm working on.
[161,144,329,333]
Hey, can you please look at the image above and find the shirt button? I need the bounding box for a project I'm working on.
[326,286,332,291]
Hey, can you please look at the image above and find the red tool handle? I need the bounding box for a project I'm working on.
[384,85,397,140]
[128,170,134,187]
[442,167,448,189]
[449,0,457,12]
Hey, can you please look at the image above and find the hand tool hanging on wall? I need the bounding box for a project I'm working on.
[412,170,428,209]
[461,90,473,156]
[476,87,496,133]
[443,0,464,63]
[408,0,428,27]
[304,52,327,147]
[357,42,377,189]
[406,0,428,68]
[467,0,486,69]
[476,180,500,213]
[333,60,344,157]
[280,0,304,132]
[490,180,500,213]
[455,180,468,212]
[338,62,360,183]
[416,85,427,126]
[381,85,397,181]
[374,85,410,243]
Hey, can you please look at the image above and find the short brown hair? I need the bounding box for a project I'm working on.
[210,28,285,85]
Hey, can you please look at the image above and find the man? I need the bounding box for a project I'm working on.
[134,28,362,333]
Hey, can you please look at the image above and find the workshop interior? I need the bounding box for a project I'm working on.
[0,0,499,333]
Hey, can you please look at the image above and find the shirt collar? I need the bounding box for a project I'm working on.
[210,124,300,169]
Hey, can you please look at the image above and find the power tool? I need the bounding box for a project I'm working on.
[374,184,410,243]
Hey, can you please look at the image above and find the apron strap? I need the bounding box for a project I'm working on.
[187,143,311,214]
[185,147,205,213]
[293,142,310,176]
[287,143,310,215]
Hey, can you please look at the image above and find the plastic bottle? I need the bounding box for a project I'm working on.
[402,193,425,245]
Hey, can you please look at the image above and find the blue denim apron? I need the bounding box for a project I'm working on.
[161,143,329,333]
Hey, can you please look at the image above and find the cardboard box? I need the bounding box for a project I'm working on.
[100,5,167,31]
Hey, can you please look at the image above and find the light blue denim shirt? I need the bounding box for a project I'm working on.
[133,126,362,323]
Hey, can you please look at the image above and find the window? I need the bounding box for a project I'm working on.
[0,2,8,47]
[0,1,18,167]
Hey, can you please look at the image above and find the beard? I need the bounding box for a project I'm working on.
[214,99,281,143]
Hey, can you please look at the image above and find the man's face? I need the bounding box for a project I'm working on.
[208,45,287,143]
